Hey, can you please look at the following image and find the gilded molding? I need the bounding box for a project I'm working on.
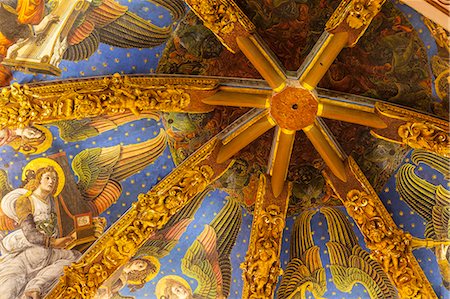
[340,157,438,299]
[46,138,233,298]
[0,74,219,129]
[241,175,290,299]
[185,0,256,52]
[326,0,387,45]
[373,102,449,158]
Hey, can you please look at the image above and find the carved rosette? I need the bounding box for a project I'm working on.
[0,74,218,129]
[326,0,386,45]
[185,0,255,52]
[241,175,290,299]
[47,138,233,298]
[372,102,450,158]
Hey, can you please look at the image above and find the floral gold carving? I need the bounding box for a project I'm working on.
[47,138,232,298]
[0,74,218,129]
[373,102,449,158]
[398,122,449,158]
[326,0,386,45]
[338,157,438,299]
[241,175,290,299]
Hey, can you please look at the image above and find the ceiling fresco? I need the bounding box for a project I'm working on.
[0,0,448,299]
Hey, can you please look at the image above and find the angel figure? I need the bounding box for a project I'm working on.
[277,209,326,299]
[397,149,450,290]
[95,188,212,299]
[155,198,243,299]
[0,124,52,155]
[0,159,80,299]
[321,207,398,299]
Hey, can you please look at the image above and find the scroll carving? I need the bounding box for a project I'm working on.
[398,122,449,157]
[326,0,387,45]
[337,157,438,299]
[47,138,231,298]
[0,74,218,129]
[241,204,284,298]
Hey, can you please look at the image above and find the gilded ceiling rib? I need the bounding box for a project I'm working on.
[324,157,438,299]
[46,137,234,298]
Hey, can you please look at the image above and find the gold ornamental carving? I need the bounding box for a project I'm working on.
[46,138,232,298]
[338,157,438,299]
[326,0,387,45]
[241,204,285,298]
[398,122,449,158]
[373,102,449,158]
[241,175,290,299]
[185,0,256,52]
[0,74,218,129]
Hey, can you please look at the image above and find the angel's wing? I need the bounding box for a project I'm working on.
[135,188,210,258]
[0,169,15,231]
[63,0,185,61]
[181,199,242,299]
[52,112,160,142]
[411,149,450,179]
[397,163,450,239]
[72,128,167,214]
[322,207,398,299]
[277,210,326,299]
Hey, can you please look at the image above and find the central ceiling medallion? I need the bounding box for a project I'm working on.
[269,86,318,130]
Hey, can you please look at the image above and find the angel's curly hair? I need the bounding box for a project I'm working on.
[22,166,58,195]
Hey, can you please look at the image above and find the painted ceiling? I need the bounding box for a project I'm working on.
[0,0,448,299]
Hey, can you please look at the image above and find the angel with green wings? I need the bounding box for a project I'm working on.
[396,149,450,290]
[155,198,242,299]
[96,188,212,298]
[321,207,398,299]
[277,209,326,299]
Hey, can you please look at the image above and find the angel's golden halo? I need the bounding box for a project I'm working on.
[22,157,65,196]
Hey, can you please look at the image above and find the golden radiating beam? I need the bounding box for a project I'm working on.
[268,127,296,197]
[236,35,287,92]
[217,114,276,163]
[317,102,387,129]
[303,120,347,182]
[202,91,270,108]
[298,31,348,90]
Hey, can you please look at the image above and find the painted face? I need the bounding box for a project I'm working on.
[128,259,147,272]
[22,127,42,139]
[171,284,189,299]
[40,172,57,194]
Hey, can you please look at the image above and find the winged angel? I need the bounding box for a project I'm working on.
[0,0,186,85]
[397,149,450,290]
[278,207,397,299]
[0,128,166,299]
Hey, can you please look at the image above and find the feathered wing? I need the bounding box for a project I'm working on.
[63,0,182,61]
[0,169,15,231]
[52,112,160,142]
[72,128,167,214]
[322,207,398,299]
[181,199,242,299]
[411,149,450,179]
[397,163,450,239]
[135,188,210,258]
[277,210,326,299]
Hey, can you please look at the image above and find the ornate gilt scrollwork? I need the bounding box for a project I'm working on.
[373,102,450,158]
[326,0,386,45]
[47,138,232,298]
[241,175,290,299]
[338,157,438,299]
[0,74,218,129]
[185,0,255,52]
